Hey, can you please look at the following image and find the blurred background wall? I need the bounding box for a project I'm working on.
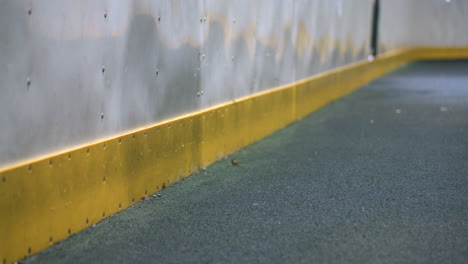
[380,0,468,51]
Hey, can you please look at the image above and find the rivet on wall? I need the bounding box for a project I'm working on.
[101,113,104,120]
[101,65,105,74]
[104,11,108,19]
[28,9,32,15]
[156,69,159,77]
[26,78,31,88]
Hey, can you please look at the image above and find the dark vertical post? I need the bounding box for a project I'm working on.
[370,0,380,57]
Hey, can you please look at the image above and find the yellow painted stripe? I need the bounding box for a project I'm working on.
[1,47,468,264]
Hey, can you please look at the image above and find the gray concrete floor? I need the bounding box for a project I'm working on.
[25,61,468,263]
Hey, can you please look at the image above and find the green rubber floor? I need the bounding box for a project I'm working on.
[25,61,468,264]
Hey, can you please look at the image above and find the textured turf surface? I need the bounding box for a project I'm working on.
[25,61,468,263]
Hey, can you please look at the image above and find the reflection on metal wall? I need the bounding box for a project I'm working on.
[0,0,372,167]
[380,0,468,52]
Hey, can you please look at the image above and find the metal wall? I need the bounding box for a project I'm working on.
[380,0,468,52]
[0,0,373,168]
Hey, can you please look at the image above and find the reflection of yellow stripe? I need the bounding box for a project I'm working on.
[63,15,363,65]
[1,47,468,264]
